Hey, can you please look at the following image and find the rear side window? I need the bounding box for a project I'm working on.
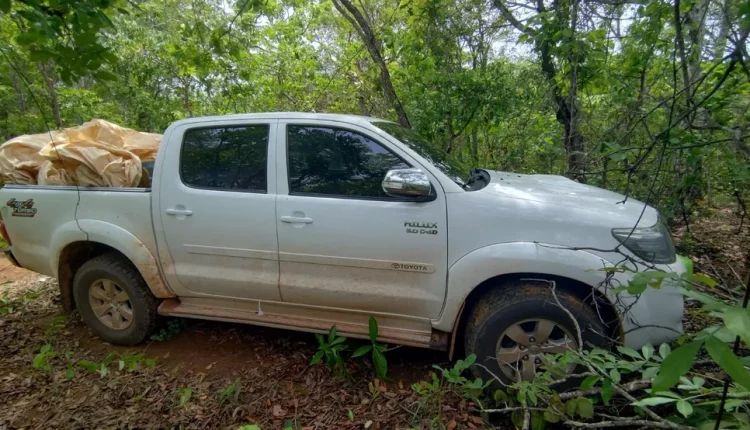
[287,125,409,198]
[180,125,269,192]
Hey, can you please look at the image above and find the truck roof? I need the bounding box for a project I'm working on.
[170,112,393,129]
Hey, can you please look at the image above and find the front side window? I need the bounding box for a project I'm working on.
[287,125,409,198]
[180,125,269,191]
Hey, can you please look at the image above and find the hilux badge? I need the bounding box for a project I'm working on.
[404,221,438,235]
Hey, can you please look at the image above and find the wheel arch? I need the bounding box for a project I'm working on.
[438,242,625,359]
[55,223,175,312]
[447,272,622,359]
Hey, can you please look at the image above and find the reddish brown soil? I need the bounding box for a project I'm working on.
[0,264,476,429]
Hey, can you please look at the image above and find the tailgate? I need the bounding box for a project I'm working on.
[0,185,85,276]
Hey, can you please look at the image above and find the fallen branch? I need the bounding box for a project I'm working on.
[564,419,694,429]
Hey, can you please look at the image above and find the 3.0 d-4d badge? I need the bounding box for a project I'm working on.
[405,221,438,235]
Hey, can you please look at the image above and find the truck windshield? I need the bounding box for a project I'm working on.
[372,121,468,187]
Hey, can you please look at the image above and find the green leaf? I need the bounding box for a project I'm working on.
[576,397,594,418]
[368,316,378,343]
[580,375,600,389]
[679,255,694,275]
[564,399,577,416]
[642,344,654,361]
[652,340,703,392]
[494,389,509,403]
[642,366,659,379]
[330,336,347,346]
[463,353,476,367]
[328,326,337,343]
[78,360,99,371]
[627,277,648,295]
[351,345,372,358]
[688,273,717,287]
[609,368,621,384]
[310,350,324,365]
[696,325,737,342]
[544,408,561,423]
[511,410,525,428]
[659,343,671,360]
[65,366,75,379]
[617,346,642,360]
[530,411,545,430]
[676,400,693,418]
[0,0,10,14]
[601,379,614,403]
[373,348,388,380]
[680,288,728,311]
[633,397,678,407]
[705,335,750,390]
[94,70,118,81]
[722,307,750,345]
[33,354,45,369]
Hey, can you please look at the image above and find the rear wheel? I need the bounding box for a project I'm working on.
[73,253,159,345]
[464,280,608,384]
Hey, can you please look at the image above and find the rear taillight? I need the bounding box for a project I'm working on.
[0,223,11,247]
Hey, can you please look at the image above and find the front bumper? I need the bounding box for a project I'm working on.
[618,257,687,348]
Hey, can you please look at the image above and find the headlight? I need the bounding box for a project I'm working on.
[612,221,675,264]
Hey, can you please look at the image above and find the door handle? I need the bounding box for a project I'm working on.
[165,208,193,216]
[280,216,313,224]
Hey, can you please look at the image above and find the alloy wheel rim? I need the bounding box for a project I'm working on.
[495,318,577,381]
[88,279,133,330]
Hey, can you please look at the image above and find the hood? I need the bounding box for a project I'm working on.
[481,170,659,226]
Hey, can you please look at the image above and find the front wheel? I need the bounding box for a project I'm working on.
[73,253,159,345]
[464,281,608,384]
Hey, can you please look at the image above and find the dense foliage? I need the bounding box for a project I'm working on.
[1,0,749,216]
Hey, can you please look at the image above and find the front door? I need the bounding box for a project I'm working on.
[158,120,281,300]
[275,121,447,318]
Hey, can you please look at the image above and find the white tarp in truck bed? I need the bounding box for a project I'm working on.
[0,119,161,188]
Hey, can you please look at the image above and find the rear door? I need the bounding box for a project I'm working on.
[275,120,448,318]
[156,119,281,300]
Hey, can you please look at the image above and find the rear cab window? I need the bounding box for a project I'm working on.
[180,125,269,192]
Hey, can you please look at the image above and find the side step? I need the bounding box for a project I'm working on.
[158,299,448,350]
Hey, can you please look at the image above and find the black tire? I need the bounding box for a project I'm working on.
[464,280,608,385]
[73,253,159,345]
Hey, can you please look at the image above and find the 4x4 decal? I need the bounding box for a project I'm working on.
[6,198,37,218]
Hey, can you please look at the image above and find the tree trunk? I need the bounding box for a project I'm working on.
[713,1,730,60]
[470,130,479,164]
[183,81,193,117]
[496,0,586,182]
[332,0,411,128]
[37,61,62,129]
[10,70,27,113]
[540,36,585,182]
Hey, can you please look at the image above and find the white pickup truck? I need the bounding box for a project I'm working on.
[0,113,686,382]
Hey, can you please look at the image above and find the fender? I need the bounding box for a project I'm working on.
[51,220,175,299]
[432,242,631,332]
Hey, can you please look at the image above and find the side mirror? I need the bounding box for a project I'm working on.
[382,168,432,198]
